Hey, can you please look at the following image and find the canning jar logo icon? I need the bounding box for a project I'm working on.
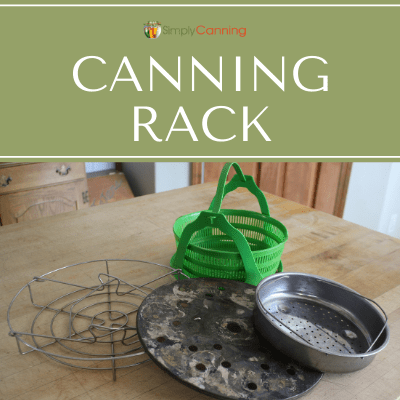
[144,21,162,39]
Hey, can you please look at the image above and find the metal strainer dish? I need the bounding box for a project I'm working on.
[254,273,389,373]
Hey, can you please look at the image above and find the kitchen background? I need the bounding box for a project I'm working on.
[1,161,399,240]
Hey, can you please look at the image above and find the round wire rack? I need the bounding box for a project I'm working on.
[7,259,188,380]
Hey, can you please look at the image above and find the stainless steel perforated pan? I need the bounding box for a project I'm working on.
[254,273,389,373]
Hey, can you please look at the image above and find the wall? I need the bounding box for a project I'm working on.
[343,163,400,239]
[154,163,191,193]
[122,163,156,197]
[122,162,191,196]
[85,162,115,173]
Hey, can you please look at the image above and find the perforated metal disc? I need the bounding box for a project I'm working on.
[137,278,322,400]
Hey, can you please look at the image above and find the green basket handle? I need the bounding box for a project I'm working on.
[208,163,270,216]
[174,210,263,286]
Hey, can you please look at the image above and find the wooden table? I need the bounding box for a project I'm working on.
[1,183,399,400]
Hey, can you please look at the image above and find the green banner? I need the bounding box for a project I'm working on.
[1,6,399,160]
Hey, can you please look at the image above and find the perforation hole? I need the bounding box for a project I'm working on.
[196,363,206,371]
[287,367,296,375]
[227,322,241,333]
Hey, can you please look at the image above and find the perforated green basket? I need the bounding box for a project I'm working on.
[171,163,288,286]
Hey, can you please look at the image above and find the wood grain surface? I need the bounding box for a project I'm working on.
[1,183,399,400]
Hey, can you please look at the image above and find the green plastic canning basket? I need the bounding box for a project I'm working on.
[171,163,288,286]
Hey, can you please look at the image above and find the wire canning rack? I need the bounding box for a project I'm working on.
[7,259,189,381]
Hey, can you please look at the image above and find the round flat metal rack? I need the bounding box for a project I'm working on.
[137,278,323,400]
[7,259,188,381]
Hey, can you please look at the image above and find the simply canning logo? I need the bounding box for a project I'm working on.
[144,21,162,39]
[144,22,246,38]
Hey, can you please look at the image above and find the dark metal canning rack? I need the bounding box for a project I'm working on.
[7,259,189,381]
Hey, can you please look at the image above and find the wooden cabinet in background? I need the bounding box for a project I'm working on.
[192,162,352,218]
[0,162,89,225]
[192,162,259,185]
